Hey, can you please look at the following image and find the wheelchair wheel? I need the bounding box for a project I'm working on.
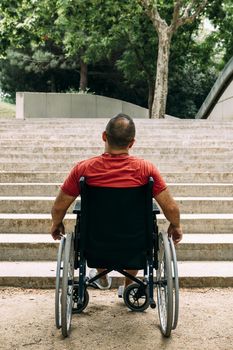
[61,232,75,337]
[156,231,173,337]
[169,237,179,330]
[123,283,149,312]
[72,285,89,314]
[55,236,65,329]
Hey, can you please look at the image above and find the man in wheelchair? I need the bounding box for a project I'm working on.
[51,114,182,337]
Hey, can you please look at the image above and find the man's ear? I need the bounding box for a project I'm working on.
[128,139,135,148]
[102,131,107,142]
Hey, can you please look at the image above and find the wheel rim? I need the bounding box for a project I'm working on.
[157,245,168,331]
[124,283,149,312]
[72,286,89,314]
[156,232,173,336]
[128,287,147,309]
[61,233,74,336]
[55,237,65,329]
[66,259,74,328]
[169,237,179,330]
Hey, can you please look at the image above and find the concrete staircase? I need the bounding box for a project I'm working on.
[0,118,233,288]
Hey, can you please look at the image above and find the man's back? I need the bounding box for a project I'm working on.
[61,153,167,198]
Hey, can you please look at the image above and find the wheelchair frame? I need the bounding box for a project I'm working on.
[55,178,179,338]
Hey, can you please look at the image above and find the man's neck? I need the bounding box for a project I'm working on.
[104,147,129,155]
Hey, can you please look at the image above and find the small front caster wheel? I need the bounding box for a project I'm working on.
[123,283,149,312]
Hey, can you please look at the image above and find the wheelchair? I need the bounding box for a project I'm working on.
[55,177,179,338]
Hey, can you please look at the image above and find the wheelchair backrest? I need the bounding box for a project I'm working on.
[79,177,154,269]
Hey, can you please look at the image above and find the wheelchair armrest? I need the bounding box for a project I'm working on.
[153,200,160,215]
[73,199,81,214]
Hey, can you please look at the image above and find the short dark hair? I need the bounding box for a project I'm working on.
[105,114,136,148]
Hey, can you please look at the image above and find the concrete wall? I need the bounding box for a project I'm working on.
[16,92,148,119]
[208,79,233,121]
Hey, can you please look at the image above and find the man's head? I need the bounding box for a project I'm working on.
[103,114,135,151]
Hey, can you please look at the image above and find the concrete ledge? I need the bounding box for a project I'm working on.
[16,93,148,119]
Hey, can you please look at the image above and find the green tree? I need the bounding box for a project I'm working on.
[138,0,210,118]
[0,0,227,119]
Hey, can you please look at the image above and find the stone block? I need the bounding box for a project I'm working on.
[71,94,96,118]
[96,95,122,118]
[24,92,46,118]
[16,92,150,119]
[16,92,24,119]
[122,101,148,118]
[46,93,71,118]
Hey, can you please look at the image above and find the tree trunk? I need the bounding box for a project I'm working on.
[79,58,88,91]
[152,29,171,118]
[148,80,154,118]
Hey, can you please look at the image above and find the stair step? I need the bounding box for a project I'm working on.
[0,261,232,288]
[0,162,232,172]
[0,234,232,261]
[174,197,233,213]
[1,146,233,156]
[0,118,232,288]
[1,182,233,197]
[1,140,233,149]
[1,171,233,183]
[1,196,233,214]
[0,234,58,261]
[0,183,60,196]
[176,234,233,260]
[169,183,233,197]
[0,213,233,233]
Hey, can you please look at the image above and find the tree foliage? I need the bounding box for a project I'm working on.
[0,0,231,118]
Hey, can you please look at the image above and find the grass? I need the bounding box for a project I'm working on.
[0,101,16,118]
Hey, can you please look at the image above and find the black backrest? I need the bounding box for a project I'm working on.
[79,178,154,269]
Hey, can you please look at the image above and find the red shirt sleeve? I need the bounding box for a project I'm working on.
[61,165,80,197]
[144,160,167,197]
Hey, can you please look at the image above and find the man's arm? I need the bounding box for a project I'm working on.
[154,188,183,245]
[51,189,76,240]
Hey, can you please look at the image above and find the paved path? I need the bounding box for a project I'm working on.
[1,288,233,350]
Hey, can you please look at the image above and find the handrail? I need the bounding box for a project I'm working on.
[196,56,233,119]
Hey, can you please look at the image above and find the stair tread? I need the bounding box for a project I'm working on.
[0,233,233,243]
[0,261,232,277]
[1,196,233,201]
[1,213,233,219]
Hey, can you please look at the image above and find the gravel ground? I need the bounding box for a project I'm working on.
[0,287,233,350]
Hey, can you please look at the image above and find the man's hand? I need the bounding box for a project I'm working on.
[51,222,65,240]
[51,189,76,240]
[168,223,183,245]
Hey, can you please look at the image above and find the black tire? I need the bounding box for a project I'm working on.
[61,233,75,337]
[55,236,65,329]
[169,237,179,330]
[156,231,173,337]
[123,283,149,312]
[72,286,89,314]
